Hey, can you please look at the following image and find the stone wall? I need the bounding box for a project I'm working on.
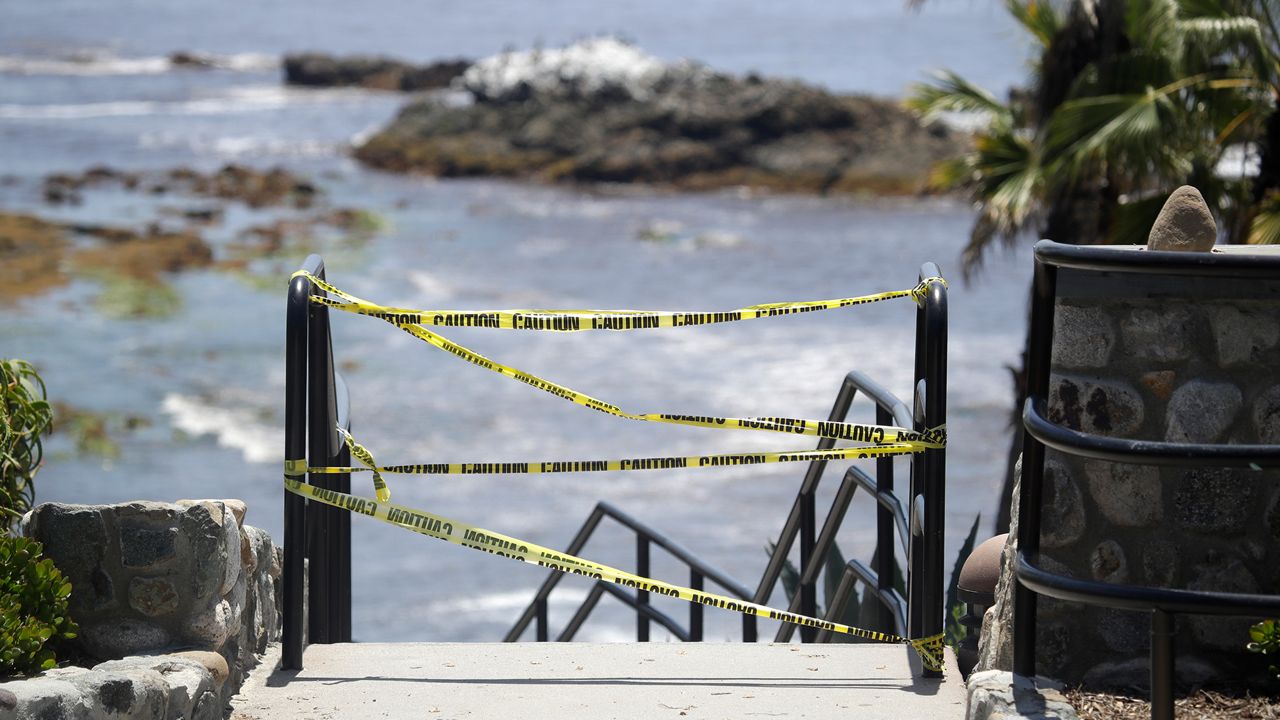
[0,499,280,719]
[980,272,1280,689]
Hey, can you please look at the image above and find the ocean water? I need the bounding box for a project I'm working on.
[0,0,1034,642]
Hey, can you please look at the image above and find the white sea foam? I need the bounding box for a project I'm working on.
[0,51,277,76]
[422,588,588,615]
[406,270,456,301]
[161,393,280,464]
[460,37,675,102]
[0,85,373,120]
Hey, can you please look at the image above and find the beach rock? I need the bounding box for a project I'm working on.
[24,504,114,615]
[966,671,1079,720]
[1089,540,1128,583]
[1040,460,1085,548]
[169,51,218,69]
[1210,304,1280,366]
[128,576,180,617]
[1174,468,1252,533]
[82,618,171,659]
[1165,380,1241,443]
[1048,376,1144,436]
[284,52,469,91]
[1142,541,1179,587]
[169,651,229,689]
[1255,385,1280,443]
[1187,556,1259,649]
[355,40,963,195]
[1051,305,1114,368]
[65,669,167,718]
[0,213,71,301]
[1119,305,1194,362]
[0,677,91,720]
[72,226,212,279]
[1147,185,1217,251]
[1084,461,1162,527]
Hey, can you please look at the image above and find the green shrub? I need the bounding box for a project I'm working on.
[1248,619,1280,682]
[0,536,77,676]
[1,359,53,530]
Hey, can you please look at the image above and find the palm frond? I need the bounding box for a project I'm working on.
[906,71,1011,128]
[1249,192,1280,243]
[1005,0,1061,48]
[927,155,977,192]
[1046,90,1170,162]
[960,131,1046,276]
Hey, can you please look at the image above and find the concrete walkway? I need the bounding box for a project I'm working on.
[232,642,965,719]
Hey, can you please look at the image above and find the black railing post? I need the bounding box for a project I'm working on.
[636,536,650,641]
[689,571,704,642]
[1014,254,1057,677]
[536,599,548,642]
[333,436,352,643]
[1151,610,1175,720]
[306,263,343,646]
[875,405,895,625]
[283,266,312,670]
[911,265,952,671]
[799,484,817,642]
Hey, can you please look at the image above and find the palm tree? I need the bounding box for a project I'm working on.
[907,0,1275,529]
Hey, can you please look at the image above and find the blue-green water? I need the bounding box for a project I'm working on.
[1,0,1034,641]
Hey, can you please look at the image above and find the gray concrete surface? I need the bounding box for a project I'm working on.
[232,642,965,719]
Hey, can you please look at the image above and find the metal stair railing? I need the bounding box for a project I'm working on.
[284,254,353,670]
[504,501,755,642]
[283,257,946,676]
[1012,240,1280,720]
[507,263,947,673]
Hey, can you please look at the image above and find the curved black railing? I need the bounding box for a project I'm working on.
[1013,240,1280,720]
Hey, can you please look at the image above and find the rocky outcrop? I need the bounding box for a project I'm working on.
[284,53,470,91]
[354,39,964,195]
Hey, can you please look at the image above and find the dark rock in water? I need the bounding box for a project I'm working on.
[168,51,216,69]
[355,66,963,195]
[1147,185,1217,251]
[283,52,470,92]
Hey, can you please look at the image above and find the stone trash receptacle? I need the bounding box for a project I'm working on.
[0,499,281,720]
[977,242,1280,692]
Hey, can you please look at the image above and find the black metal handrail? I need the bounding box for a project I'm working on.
[508,265,947,672]
[504,500,753,642]
[1013,240,1280,720]
[284,254,353,671]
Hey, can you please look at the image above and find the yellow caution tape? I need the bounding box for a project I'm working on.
[294,270,946,332]
[284,271,949,671]
[296,428,933,503]
[293,272,945,449]
[283,439,946,672]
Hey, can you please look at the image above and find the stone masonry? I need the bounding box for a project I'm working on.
[1,499,281,719]
[979,270,1280,690]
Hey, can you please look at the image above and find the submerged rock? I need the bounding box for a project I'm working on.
[355,40,964,195]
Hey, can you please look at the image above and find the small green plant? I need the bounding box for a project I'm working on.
[945,515,982,648]
[1,360,53,530]
[0,536,77,676]
[1247,619,1280,682]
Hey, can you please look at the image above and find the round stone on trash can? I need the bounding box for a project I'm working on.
[959,534,1007,604]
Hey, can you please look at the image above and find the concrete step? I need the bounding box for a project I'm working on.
[232,642,966,719]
